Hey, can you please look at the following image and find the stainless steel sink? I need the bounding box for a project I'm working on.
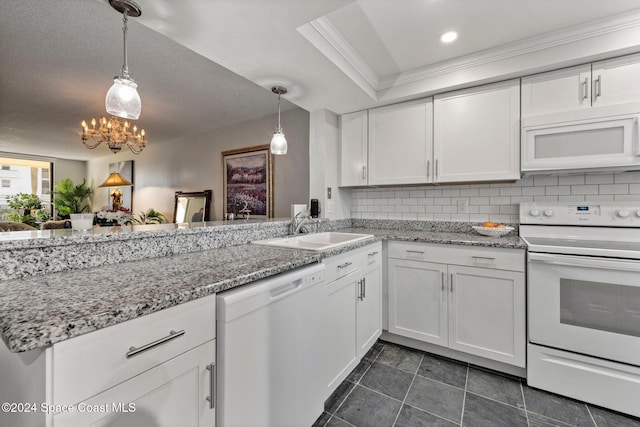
[253,232,374,251]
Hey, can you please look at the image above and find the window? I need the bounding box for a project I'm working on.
[0,156,53,214]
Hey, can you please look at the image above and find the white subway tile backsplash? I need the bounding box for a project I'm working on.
[479,188,500,196]
[499,187,522,196]
[470,196,490,205]
[434,197,452,205]
[533,176,558,186]
[571,185,598,195]
[522,187,545,196]
[559,175,586,185]
[349,172,640,224]
[545,185,570,195]
[489,196,511,205]
[615,172,640,183]
[598,184,628,194]
[585,174,614,184]
[460,188,480,196]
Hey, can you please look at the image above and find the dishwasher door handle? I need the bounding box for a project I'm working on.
[269,278,303,299]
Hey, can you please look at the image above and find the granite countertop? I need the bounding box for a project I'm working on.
[0,244,321,353]
[0,226,524,353]
[349,227,526,249]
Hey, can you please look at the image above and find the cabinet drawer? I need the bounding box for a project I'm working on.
[52,294,216,406]
[323,242,382,283]
[388,241,524,272]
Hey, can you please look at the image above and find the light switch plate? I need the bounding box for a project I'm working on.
[326,200,334,213]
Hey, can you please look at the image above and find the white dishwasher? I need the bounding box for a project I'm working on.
[216,263,326,427]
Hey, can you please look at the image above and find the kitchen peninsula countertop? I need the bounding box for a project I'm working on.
[0,223,524,353]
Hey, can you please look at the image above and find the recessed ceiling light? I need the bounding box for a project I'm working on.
[440,31,458,43]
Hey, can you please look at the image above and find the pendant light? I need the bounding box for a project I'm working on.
[105,0,142,120]
[270,86,288,155]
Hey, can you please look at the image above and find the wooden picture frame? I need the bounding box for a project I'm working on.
[222,144,273,218]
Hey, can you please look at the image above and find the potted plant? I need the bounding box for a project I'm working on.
[5,193,51,227]
[52,178,93,218]
[132,208,165,225]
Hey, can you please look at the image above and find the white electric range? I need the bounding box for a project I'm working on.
[520,202,640,418]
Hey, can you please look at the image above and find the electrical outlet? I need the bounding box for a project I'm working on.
[457,199,468,213]
[326,200,334,213]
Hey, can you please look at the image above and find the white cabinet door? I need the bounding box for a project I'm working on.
[340,110,368,186]
[592,53,640,107]
[326,272,359,395]
[448,266,525,367]
[356,263,382,358]
[434,80,520,183]
[368,99,433,185]
[521,64,592,117]
[53,340,216,427]
[387,258,448,346]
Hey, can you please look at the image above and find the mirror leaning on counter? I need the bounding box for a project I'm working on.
[173,190,212,223]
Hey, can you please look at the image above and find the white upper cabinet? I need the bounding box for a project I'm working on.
[521,65,592,117]
[522,53,640,117]
[592,54,640,107]
[434,80,521,183]
[368,99,433,185]
[340,110,368,186]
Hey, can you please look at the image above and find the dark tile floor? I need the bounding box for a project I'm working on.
[313,340,640,427]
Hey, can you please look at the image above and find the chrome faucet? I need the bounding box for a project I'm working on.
[291,210,310,234]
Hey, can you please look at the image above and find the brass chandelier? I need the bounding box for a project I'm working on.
[81,116,147,154]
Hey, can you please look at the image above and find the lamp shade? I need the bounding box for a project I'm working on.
[270,131,288,155]
[105,77,141,120]
[99,172,133,188]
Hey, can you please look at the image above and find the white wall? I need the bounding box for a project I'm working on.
[350,172,640,224]
[309,109,351,219]
[87,108,310,221]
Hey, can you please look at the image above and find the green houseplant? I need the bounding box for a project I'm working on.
[132,208,165,225]
[52,178,93,218]
[5,193,51,226]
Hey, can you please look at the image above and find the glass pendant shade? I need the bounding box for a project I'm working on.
[105,77,141,120]
[270,130,288,155]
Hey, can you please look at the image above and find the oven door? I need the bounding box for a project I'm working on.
[528,252,640,366]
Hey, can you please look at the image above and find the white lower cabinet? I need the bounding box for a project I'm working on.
[388,242,525,367]
[0,295,217,427]
[326,242,382,396]
[53,340,215,427]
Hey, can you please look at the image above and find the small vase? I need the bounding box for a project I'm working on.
[70,213,95,231]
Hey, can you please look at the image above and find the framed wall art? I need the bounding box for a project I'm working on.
[222,144,273,218]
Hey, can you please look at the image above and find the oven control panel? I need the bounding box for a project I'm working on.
[520,202,640,226]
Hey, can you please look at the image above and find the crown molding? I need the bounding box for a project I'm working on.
[298,17,379,100]
[301,7,640,98]
[378,9,640,89]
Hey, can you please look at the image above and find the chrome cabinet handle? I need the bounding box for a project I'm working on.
[357,279,363,301]
[406,250,425,254]
[435,159,439,180]
[472,256,496,263]
[337,262,353,269]
[593,75,602,99]
[450,273,454,292]
[362,165,367,180]
[426,160,430,179]
[126,329,185,359]
[441,272,445,292]
[581,77,588,100]
[368,251,379,257]
[206,363,216,409]
[362,277,366,299]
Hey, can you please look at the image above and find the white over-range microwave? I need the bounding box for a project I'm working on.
[521,103,640,175]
